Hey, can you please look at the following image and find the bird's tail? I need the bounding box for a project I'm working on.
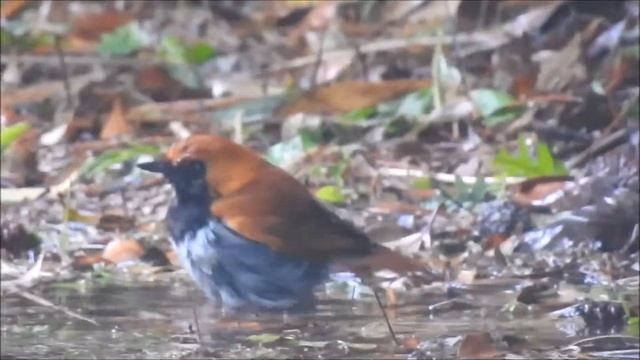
[339,244,429,275]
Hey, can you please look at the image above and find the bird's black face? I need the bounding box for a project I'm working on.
[138,159,210,205]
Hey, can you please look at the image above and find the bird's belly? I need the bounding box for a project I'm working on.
[171,219,328,309]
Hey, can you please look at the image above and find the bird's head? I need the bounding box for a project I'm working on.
[138,135,267,202]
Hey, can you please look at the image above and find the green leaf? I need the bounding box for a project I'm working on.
[627,316,639,337]
[341,106,376,123]
[470,88,523,126]
[80,144,160,178]
[0,29,54,51]
[315,185,346,204]
[157,36,187,64]
[164,64,199,88]
[0,30,11,46]
[327,158,349,185]
[1,122,30,153]
[184,42,215,65]
[157,37,216,88]
[97,23,143,56]
[441,175,488,205]
[493,136,567,177]
[396,87,433,120]
[468,176,488,203]
[411,176,431,190]
[266,132,318,168]
[158,37,215,65]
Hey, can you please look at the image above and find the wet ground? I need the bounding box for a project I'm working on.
[2,270,638,359]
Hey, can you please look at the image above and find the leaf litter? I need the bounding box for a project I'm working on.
[0,1,638,359]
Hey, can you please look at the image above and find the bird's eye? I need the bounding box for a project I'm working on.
[189,160,205,176]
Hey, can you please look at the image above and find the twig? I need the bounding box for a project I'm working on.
[373,288,400,346]
[603,92,639,134]
[621,224,639,254]
[310,28,327,89]
[352,42,369,81]
[568,334,639,348]
[0,53,163,67]
[565,128,628,169]
[422,202,441,250]
[267,30,510,75]
[377,166,525,185]
[53,35,73,108]
[14,289,99,325]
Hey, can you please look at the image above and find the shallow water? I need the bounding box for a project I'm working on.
[1,272,638,359]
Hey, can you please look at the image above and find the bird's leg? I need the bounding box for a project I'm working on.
[191,307,203,344]
[373,288,400,346]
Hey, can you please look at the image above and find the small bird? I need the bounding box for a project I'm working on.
[139,134,423,310]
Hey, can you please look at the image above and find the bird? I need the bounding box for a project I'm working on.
[139,134,425,310]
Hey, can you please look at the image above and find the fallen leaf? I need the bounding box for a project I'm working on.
[71,9,134,41]
[469,88,522,126]
[508,176,572,207]
[102,239,145,264]
[1,72,103,106]
[100,97,134,139]
[315,185,346,204]
[96,214,135,232]
[457,332,499,359]
[534,34,586,92]
[1,122,30,152]
[2,128,42,186]
[277,80,431,116]
[402,336,419,351]
[72,254,109,271]
[0,0,27,19]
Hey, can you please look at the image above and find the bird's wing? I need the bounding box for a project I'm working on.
[210,176,373,261]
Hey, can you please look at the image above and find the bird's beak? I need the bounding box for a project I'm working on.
[138,159,172,174]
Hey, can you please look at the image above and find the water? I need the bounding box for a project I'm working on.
[1,272,637,359]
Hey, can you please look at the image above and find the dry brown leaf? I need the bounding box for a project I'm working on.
[457,332,499,359]
[72,254,110,271]
[0,106,20,126]
[0,0,27,19]
[1,72,103,106]
[3,128,42,187]
[402,336,419,351]
[134,66,180,99]
[100,97,134,139]
[2,81,67,106]
[71,9,134,41]
[508,176,572,207]
[126,97,250,123]
[277,79,431,116]
[102,239,144,264]
[534,34,586,92]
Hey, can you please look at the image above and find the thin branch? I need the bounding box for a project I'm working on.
[14,289,99,326]
[53,35,73,108]
[373,289,400,346]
